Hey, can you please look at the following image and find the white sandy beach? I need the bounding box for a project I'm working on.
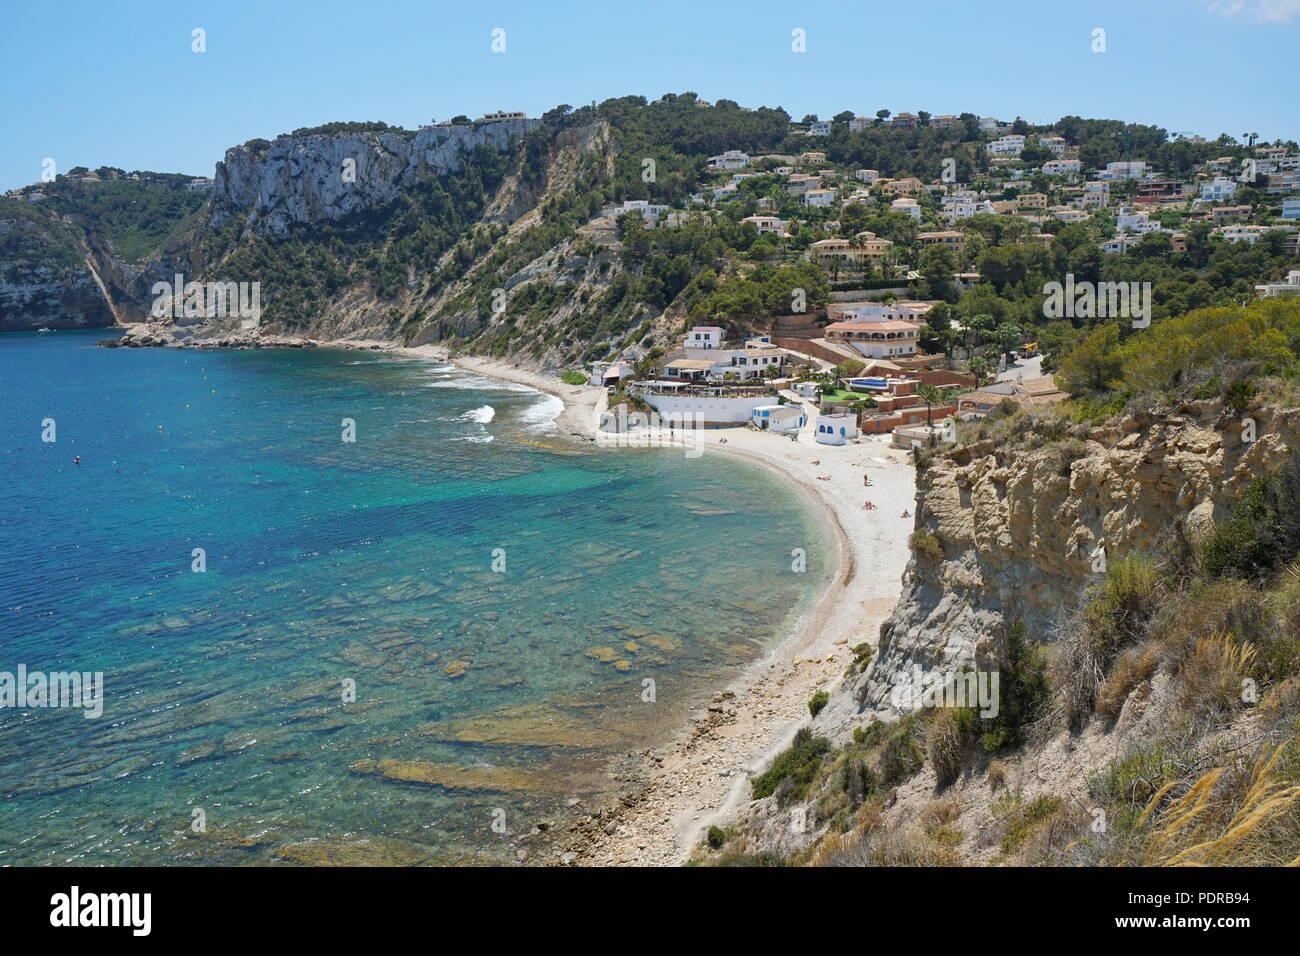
[403,346,916,865]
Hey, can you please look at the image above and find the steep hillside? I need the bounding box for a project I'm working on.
[0,173,206,331]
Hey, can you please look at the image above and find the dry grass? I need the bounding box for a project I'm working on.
[920,794,963,836]
[1054,553,1164,730]
[926,707,970,788]
[987,758,1009,791]
[1096,643,1160,722]
[1140,728,1300,866]
[1175,633,1257,724]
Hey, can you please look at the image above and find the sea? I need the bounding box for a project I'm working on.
[0,329,830,864]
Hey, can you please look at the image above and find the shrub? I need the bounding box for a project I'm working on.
[750,728,832,803]
[999,794,1065,855]
[1200,451,1300,583]
[979,622,1051,751]
[560,369,587,385]
[879,720,925,786]
[1175,633,1257,723]
[987,758,1009,791]
[706,826,728,849]
[808,690,829,718]
[850,642,874,673]
[911,528,943,562]
[1223,377,1257,415]
[1059,553,1162,728]
[1095,643,1159,722]
[926,707,972,787]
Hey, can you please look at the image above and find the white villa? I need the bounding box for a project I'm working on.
[740,214,790,236]
[1042,159,1082,177]
[684,326,725,349]
[890,197,922,219]
[1200,178,1238,202]
[824,315,921,360]
[708,150,750,170]
[1100,161,1149,181]
[1256,270,1300,297]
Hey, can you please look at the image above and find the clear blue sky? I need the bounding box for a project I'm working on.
[2,0,1297,192]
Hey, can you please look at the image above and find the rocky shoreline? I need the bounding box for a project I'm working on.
[96,321,399,352]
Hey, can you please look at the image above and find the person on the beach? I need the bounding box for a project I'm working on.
[901,509,911,518]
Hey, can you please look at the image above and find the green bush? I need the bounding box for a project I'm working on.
[808,690,829,718]
[879,720,925,787]
[560,369,588,385]
[979,622,1051,752]
[750,728,832,802]
[911,529,943,562]
[1200,451,1300,583]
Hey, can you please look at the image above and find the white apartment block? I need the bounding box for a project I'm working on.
[708,150,750,170]
[1039,135,1067,156]
[1042,159,1082,177]
[986,134,1026,156]
[1200,178,1238,202]
[803,188,837,207]
[1100,161,1149,180]
[891,197,922,219]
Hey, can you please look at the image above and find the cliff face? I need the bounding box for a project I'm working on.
[1,176,208,332]
[830,401,1300,726]
[167,118,637,361]
[211,120,542,238]
[0,207,111,330]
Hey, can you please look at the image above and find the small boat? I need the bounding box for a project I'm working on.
[36,328,53,336]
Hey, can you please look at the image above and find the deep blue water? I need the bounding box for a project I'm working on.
[0,330,828,864]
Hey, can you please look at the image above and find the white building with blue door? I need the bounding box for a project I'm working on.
[815,413,859,445]
[751,404,805,434]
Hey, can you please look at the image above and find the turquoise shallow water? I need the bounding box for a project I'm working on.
[0,330,829,864]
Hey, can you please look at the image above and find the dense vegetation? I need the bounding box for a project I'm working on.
[5,169,209,264]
